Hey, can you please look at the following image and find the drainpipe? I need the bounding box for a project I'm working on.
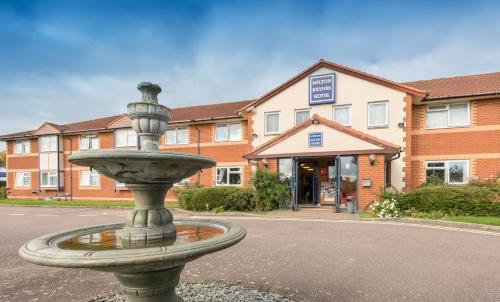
[194,122,201,185]
[69,137,73,200]
[56,135,61,194]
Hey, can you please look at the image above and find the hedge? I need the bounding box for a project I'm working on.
[177,186,256,212]
[0,187,7,199]
[396,184,500,216]
[0,180,5,188]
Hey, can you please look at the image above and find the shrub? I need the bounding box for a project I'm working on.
[397,184,500,216]
[250,168,290,211]
[420,173,444,187]
[0,180,5,188]
[177,186,256,212]
[0,187,7,199]
[370,197,399,218]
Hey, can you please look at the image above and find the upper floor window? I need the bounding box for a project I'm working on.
[295,109,310,125]
[80,135,99,150]
[15,172,30,187]
[333,105,351,126]
[40,135,58,152]
[40,171,58,187]
[216,166,242,186]
[426,103,469,129]
[115,129,137,148]
[166,127,188,144]
[215,123,241,142]
[368,101,388,128]
[426,160,469,184]
[14,140,30,154]
[265,112,280,134]
[80,169,99,187]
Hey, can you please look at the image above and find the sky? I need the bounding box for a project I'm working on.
[1,0,500,151]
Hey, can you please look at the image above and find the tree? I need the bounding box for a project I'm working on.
[0,151,5,168]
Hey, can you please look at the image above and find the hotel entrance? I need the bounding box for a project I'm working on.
[288,155,358,212]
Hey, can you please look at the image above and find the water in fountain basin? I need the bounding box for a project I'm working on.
[58,225,225,251]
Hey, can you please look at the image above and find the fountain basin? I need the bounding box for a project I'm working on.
[19,220,245,274]
[68,150,215,184]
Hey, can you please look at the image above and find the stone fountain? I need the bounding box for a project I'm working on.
[19,82,246,302]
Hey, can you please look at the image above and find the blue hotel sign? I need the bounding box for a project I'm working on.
[308,132,323,148]
[309,73,336,105]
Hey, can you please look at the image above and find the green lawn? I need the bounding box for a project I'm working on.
[0,199,178,208]
[440,215,500,226]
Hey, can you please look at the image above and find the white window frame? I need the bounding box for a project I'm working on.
[40,135,58,152]
[425,160,469,185]
[332,105,352,126]
[115,129,138,148]
[80,169,99,187]
[216,166,242,186]
[80,134,99,150]
[215,123,242,142]
[264,111,280,135]
[14,140,30,154]
[165,127,189,145]
[40,171,58,187]
[294,109,311,125]
[15,172,30,187]
[426,103,470,129]
[367,101,389,128]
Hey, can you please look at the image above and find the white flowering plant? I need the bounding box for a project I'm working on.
[370,198,399,218]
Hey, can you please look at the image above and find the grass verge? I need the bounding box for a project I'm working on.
[440,215,500,226]
[0,199,178,208]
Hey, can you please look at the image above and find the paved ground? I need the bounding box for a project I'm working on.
[0,206,499,302]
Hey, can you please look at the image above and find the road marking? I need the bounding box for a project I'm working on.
[76,214,97,217]
[7,213,25,216]
[35,214,59,217]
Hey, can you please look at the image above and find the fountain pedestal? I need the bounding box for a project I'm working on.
[115,265,185,302]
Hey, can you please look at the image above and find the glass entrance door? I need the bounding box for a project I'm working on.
[336,155,358,212]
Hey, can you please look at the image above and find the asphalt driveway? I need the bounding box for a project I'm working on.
[0,206,499,302]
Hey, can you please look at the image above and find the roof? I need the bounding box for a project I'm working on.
[244,114,400,159]
[0,100,252,140]
[240,59,427,111]
[403,71,500,100]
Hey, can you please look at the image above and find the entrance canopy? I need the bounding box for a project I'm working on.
[245,115,400,159]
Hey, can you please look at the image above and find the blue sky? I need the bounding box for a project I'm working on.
[1,0,500,150]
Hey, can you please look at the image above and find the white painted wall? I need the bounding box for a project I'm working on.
[251,67,407,189]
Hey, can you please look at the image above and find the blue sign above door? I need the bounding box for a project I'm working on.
[309,73,336,105]
[308,132,323,148]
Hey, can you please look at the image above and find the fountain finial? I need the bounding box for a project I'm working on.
[127,82,171,151]
[137,82,162,104]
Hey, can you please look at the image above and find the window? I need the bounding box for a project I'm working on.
[265,112,280,134]
[80,135,99,150]
[166,127,188,144]
[15,172,30,187]
[41,171,58,187]
[216,167,242,186]
[80,169,99,187]
[426,103,469,129]
[278,158,293,180]
[14,140,30,154]
[295,109,310,125]
[115,181,126,188]
[426,160,469,184]
[215,123,242,142]
[115,129,137,148]
[40,135,58,152]
[174,178,191,187]
[368,101,388,127]
[333,105,351,126]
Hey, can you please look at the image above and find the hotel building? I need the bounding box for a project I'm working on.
[1,60,499,211]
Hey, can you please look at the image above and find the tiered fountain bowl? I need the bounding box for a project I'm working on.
[19,82,246,302]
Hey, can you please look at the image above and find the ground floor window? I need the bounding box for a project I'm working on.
[278,158,293,180]
[216,167,242,186]
[426,160,469,184]
[15,172,31,187]
[80,169,99,187]
[41,171,58,187]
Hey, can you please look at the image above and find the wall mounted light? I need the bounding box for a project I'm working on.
[262,159,269,167]
[369,154,376,166]
[252,133,258,139]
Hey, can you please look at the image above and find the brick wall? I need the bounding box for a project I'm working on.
[410,98,500,187]
[357,154,385,210]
